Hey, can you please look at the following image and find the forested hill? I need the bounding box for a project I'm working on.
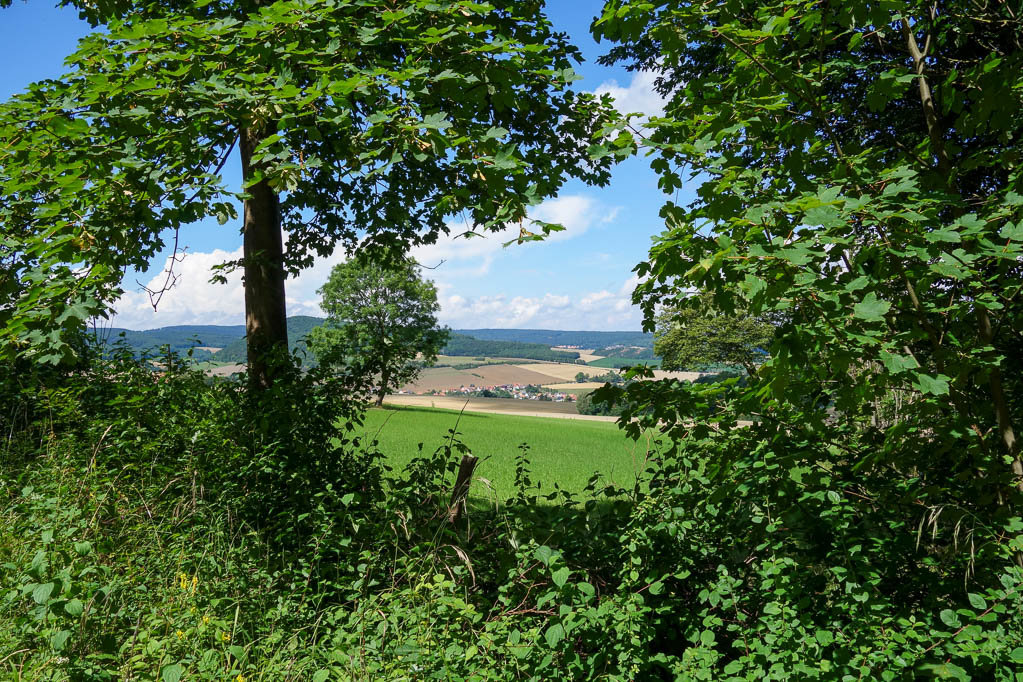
[454,328,653,349]
[94,324,247,356]
[213,316,324,363]
[442,333,580,362]
[93,320,648,363]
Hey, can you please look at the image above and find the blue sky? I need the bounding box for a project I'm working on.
[1,1,680,331]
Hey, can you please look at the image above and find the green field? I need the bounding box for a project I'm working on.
[357,406,656,501]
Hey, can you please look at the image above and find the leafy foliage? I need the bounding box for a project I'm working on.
[587,0,1023,676]
[0,0,620,365]
[654,292,775,373]
[309,258,448,405]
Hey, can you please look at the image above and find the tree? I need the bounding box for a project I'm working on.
[653,292,775,375]
[591,0,1023,675]
[309,259,448,407]
[0,0,620,386]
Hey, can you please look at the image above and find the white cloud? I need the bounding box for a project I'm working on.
[111,246,247,329]
[108,195,632,330]
[593,70,666,118]
[437,276,643,331]
[410,194,612,278]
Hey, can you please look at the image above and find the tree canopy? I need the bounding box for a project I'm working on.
[654,292,775,374]
[309,258,447,406]
[591,0,1023,675]
[0,0,620,384]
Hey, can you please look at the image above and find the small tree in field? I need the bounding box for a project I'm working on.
[309,259,448,407]
[654,292,775,375]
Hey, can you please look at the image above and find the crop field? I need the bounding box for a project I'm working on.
[358,405,657,500]
[513,363,613,380]
[588,356,663,368]
[467,363,564,386]
[383,394,587,417]
[543,381,606,390]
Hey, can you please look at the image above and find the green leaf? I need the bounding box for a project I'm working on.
[312,671,330,682]
[852,293,890,322]
[544,622,565,647]
[914,374,950,396]
[161,663,183,682]
[551,566,570,588]
[967,593,987,610]
[64,598,84,617]
[51,630,71,651]
[924,228,961,243]
[32,582,55,604]
[1009,647,1023,662]
[939,609,960,628]
[880,351,919,374]
[1000,222,1023,241]
[534,545,554,566]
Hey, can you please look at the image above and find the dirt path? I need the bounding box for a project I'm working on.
[382,395,619,422]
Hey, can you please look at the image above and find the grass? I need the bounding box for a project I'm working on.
[357,405,657,501]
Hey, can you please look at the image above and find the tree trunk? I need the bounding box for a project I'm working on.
[375,367,389,407]
[239,125,288,391]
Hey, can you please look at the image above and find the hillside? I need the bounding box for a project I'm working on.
[93,324,247,357]
[93,320,653,364]
[441,333,580,362]
[454,328,653,349]
[213,316,324,363]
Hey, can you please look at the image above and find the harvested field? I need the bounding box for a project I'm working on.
[562,348,605,363]
[401,367,486,392]
[514,363,616,381]
[544,382,607,390]
[649,370,705,382]
[204,363,245,377]
[382,394,615,420]
[468,364,563,386]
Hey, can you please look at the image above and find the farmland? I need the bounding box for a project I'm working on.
[359,405,658,499]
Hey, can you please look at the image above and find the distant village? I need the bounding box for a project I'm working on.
[397,383,577,403]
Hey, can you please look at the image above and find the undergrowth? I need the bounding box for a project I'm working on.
[2,351,1022,680]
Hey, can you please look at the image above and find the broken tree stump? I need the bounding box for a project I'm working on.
[447,454,479,523]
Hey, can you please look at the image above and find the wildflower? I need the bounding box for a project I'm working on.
[202,615,210,625]
[236,675,245,682]
[178,573,189,590]
[176,630,185,640]
[221,632,231,643]
[191,575,198,592]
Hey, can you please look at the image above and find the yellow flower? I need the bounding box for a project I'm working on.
[202,615,210,625]
[176,630,185,640]
[236,675,245,682]
[191,575,198,591]
[221,632,231,643]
